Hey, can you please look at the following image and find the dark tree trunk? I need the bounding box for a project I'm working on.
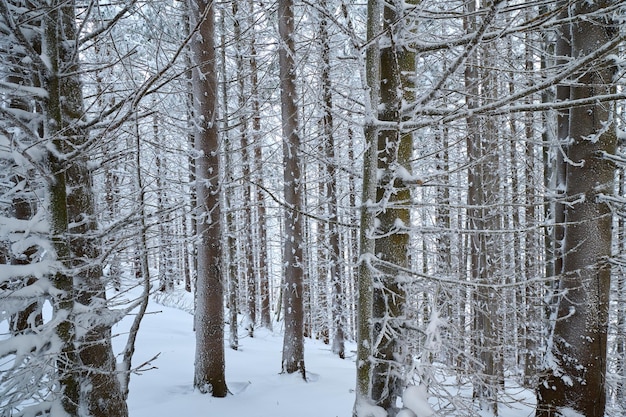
[189,0,227,398]
[43,1,129,415]
[278,0,306,379]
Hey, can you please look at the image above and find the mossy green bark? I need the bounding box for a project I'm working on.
[44,1,128,415]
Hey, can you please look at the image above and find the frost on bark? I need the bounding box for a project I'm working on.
[354,0,418,412]
[354,0,380,411]
[278,0,306,379]
[189,0,228,397]
[536,1,618,416]
[217,6,239,352]
[1,1,128,414]
[369,0,417,412]
[44,1,128,416]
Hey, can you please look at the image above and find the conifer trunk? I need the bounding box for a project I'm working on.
[189,0,227,397]
[354,0,380,410]
[44,1,128,415]
[537,1,618,415]
[278,0,306,378]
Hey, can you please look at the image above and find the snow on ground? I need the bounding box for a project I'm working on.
[115,299,356,417]
[114,291,537,417]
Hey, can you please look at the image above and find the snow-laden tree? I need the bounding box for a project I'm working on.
[0,1,129,415]
[354,0,380,413]
[351,0,626,415]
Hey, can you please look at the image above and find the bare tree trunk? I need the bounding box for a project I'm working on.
[537,1,618,415]
[118,113,152,400]
[278,0,305,378]
[353,1,380,410]
[248,2,272,329]
[189,0,227,397]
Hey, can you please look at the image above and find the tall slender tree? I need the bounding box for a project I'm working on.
[247,0,272,330]
[189,0,228,397]
[278,0,306,378]
[354,0,380,412]
[537,1,619,415]
[318,0,345,359]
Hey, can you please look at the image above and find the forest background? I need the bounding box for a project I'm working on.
[1,1,625,416]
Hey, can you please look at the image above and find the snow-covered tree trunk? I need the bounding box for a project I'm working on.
[42,1,129,415]
[189,0,228,397]
[369,0,416,411]
[3,31,42,333]
[230,0,257,338]
[616,170,626,407]
[278,0,306,379]
[551,0,570,314]
[523,30,541,383]
[184,4,197,294]
[536,1,619,415]
[316,168,329,343]
[248,3,272,329]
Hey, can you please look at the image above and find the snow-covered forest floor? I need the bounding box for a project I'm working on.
[115,290,355,417]
[116,289,537,417]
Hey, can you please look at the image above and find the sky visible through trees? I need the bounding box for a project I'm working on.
[0,1,625,416]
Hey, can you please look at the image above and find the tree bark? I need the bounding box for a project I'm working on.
[369,0,416,411]
[537,1,618,415]
[353,0,380,412]
[189,0,227,398]
[43,1,128,415]
[278,0,306,379]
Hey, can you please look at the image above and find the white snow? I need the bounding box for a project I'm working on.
[401,385,435,417]
[558,407,585,417]
[354,397,388,417]
[396,409,417,417]
[115,300,357,417]
[115,297,539,417]
[1,286,542,416]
